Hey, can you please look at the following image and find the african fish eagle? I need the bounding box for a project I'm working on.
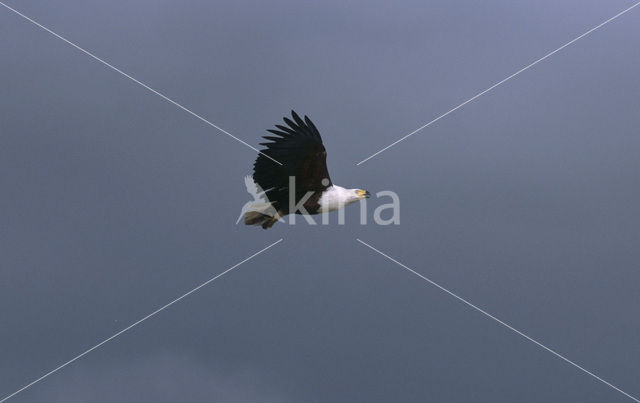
[245,111,369,229]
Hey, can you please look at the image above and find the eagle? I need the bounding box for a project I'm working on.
[245,111,370,229]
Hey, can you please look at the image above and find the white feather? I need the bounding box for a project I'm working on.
[317,185,360,213]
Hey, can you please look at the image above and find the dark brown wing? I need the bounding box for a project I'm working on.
[252,111,332,211]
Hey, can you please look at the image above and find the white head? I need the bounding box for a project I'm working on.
[318,185,370,212]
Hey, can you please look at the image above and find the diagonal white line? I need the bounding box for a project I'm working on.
[356,1,640,165]
[0,1,282,166]
[0,239,283,403]
[356,239,640,402]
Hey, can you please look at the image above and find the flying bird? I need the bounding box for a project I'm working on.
[245,111,370,229]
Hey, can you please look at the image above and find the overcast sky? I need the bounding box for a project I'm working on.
[1,0,639,402]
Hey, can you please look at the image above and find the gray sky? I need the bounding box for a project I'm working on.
[1,0,639,401]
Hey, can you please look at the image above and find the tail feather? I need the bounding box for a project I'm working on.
[244,211,280,229]
[244,211,269,225]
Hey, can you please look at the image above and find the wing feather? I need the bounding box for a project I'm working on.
[252,111,332,211]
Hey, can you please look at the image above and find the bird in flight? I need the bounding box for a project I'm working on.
[244,111,370,229]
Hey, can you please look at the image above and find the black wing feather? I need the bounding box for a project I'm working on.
[252,111,332,212]
[274,124,297,136]
[304,115,321,139]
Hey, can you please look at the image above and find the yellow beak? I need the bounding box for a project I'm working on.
[356,189,371,198]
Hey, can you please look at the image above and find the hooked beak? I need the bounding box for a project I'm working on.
[356,189,371,198]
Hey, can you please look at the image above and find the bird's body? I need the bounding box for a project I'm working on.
[245,111,369,229]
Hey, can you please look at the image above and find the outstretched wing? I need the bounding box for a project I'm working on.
[252,111,332,207]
